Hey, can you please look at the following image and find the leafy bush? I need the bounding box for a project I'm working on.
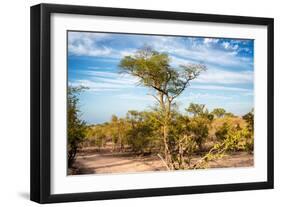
[215,122,230,141]
[188,117,209,151]
[67,86,87,167]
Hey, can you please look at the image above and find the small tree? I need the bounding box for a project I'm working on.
[215,122,230,141]
[126,110,157,154]
[188,116,209,152]
[91,126,106,151]
[168,113,197,169]
[242,110,254,133]
[67,86,87,167]
[242,109,254,152]
[109,115,128,151]
[212,108,226,118]
[186,103,206,117]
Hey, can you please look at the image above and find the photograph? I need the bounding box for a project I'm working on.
[29,3,274,203]
[67,31,255,175]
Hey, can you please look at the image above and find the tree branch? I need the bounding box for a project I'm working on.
[151,85,169,96]
[157,153,171,170]
[148,93,161,105]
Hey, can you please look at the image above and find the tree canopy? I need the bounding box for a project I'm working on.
[212,108,226,118]
[119,47,206,102]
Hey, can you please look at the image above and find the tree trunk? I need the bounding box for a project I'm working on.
[159,93,174,169]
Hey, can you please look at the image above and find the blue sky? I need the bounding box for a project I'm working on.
[68,31,254,124]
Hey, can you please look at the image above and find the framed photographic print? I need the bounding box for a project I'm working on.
[30,3,274,203]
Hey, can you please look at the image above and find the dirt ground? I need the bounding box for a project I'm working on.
[69,147,253,175]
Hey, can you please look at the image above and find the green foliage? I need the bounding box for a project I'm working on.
[126,110,162,154]
[215,122,230,141]
[188,116,209,151]
[67,86,87,167]
[186,103,213,120]
[167,113,197,169]
[109,115,128,151]
[242,110,254,133]
[242,110,254,152]
[119,47,206,99]
[212,108,226,118]
[194,125,253,169]
[222,127,253,152]
[81,107,254,170]
[126,123,153,154]
[186,103,206,117]
[88,126,107,150]
[213,114,254,154]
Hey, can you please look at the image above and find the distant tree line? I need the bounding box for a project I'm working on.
[82,104,254,170]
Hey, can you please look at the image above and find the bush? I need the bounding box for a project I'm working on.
[215,122,230,141]
[67,86,87,167]
[217,126,253,153]
[188,117,209,151]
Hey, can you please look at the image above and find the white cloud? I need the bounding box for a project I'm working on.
[70,79,131,92]
[87,66,114,70]
[68,32,113,57]
[71,66,253,93]
[83,71,139,83]
[84,71,119,78]
[203,38,219,45]
[68,32,252,70]
[117,93,152,102]
[170,56,194,66]
[222,42,230,49]
[69,44,113,57]
[222,41,239,52]
[195,68,253,84]
[233,44,239,50]
[149,36,251,68]
[68,32,134,58]
[70,71,141,92]
[120,49,137,57]
[179,92,233,102]
[190,84,251,92]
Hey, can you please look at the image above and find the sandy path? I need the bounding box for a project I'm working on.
[70,150,253,175]
[72,152,166,174]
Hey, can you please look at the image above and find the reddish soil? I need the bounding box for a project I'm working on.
[69,147,253,175]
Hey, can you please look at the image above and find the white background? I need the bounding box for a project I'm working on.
[0,0,279,206]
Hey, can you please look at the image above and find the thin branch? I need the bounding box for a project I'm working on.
[157,154,171,170]
[148,93,161,105]
[151,85,169,96]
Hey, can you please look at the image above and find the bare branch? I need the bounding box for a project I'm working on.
[151,85,169,96]
[157,154,171,170]
[148,93,161,105]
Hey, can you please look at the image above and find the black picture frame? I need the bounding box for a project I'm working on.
[30,3,274,204]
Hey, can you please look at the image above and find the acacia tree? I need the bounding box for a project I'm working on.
[119,47,206,169]
[186,103,213,120]
[186,103,206,117]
